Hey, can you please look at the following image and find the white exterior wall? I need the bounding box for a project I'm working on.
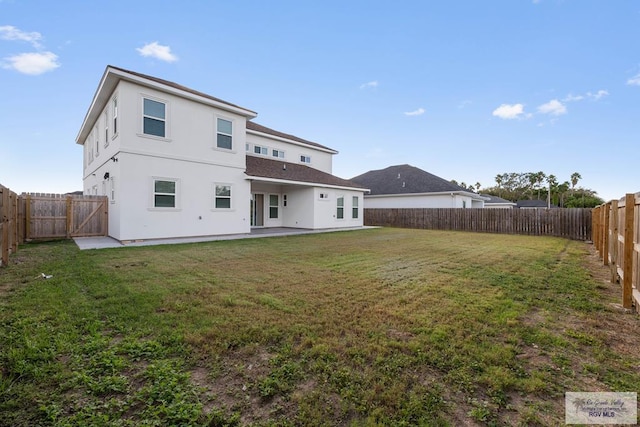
[113,152,250,240]
[246,132,333,174]
[364,193,482,209]
[313,189,363,228]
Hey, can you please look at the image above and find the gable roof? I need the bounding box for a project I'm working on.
[77,65,257,144]
[516,200,558,208]
[246,121,336,153]
[245,156,367,190]
[482,194,516,205]
[108,65,256,114]
[350,164,472,196]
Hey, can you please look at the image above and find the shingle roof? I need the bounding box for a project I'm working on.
[516,200,558,208]
[108,65,257,115]
[246,121,335,152]
[350,164,470,195]
[482,194,516,204]
[245,156,367,190]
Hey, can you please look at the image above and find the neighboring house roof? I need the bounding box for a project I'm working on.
[246,156,367,190]
[246,121,336,153]
[482,194,516,205]
[350,164,480,197]
[516,200,558,208]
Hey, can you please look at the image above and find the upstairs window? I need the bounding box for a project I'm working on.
[254,145,268,155]
[217,118,233,149]
[352,196,359,218]
[300,155,311,164]
[154,179,176,208]
[112,97,118,135]
[336,197,344,219]
[104,112,109,147]
[272,149,285,158]
[143,98,166,137]
[215,184,231,209]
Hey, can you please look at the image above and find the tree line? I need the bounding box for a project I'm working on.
[452,171,604,208]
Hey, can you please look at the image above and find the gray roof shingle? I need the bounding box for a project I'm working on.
[350,164,470,195]
[246,156,366,189]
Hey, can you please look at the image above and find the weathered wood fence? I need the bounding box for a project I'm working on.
[0,186,108,267]
[592,193,640,312]
[365,208,592,240]
[0,185,19,267]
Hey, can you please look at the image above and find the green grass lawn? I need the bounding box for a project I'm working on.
[1,228,639,426]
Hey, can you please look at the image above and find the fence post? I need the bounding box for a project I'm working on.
[602,202,610,265]
[1,185,11,267]
[25,194,31,240]
[622,194,634,309]
[609,200,619,283]
[66,196,72,239]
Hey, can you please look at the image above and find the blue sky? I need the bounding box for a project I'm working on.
[1,0,638,201]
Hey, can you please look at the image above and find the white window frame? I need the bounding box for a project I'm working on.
[319,192,329,200]
[94,126,99,157]
[112,96,118,138]
[215,116,234,150]
[336,196,344,219]
[141,95,169,140]
[300,155,311,164]
[213,183,232,210]
[352,196,359,219]
[272,149,285,159]
[151,177,180,210]
[269,194,279,219]
[104,111,109,148]
[254,145,268,155]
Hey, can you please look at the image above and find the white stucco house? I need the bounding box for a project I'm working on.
[482,194,517,209]
[350,164,487,208]
[76,66,367,242]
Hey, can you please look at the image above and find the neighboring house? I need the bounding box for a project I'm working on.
[350,164,487,208]
[516,200,558,209]
[76,66,367,241]
[482,194,517,209]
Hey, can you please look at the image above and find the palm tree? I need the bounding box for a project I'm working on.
[495,174,503,197]
[570,172,581,191]
[546,174,558,207]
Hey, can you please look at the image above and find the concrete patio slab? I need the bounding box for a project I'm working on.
[73,227,375,250]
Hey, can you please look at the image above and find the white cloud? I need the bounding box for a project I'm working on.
[359,80,378,89]
[458,99,472,109]
[404,108,425,116]
[136,42,178,62]
[492,103,526,119]
[563,94,584,102]
[0,25,42,48]
[587,90,609,100]
[627,73,640,86]
[2,52,60,75]
[537,99,567,116]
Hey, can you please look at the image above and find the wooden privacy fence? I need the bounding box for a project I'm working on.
[0,187,109,267]
[365,208,592,241]
[592,193,640,311]
[22,193,108,241]
[0,185,19,267]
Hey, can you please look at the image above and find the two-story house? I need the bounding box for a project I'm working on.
[76,66,367,242]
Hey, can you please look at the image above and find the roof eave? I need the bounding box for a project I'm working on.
[246,129,338,154]
[246,175,368,192]
[76,66,258,144]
